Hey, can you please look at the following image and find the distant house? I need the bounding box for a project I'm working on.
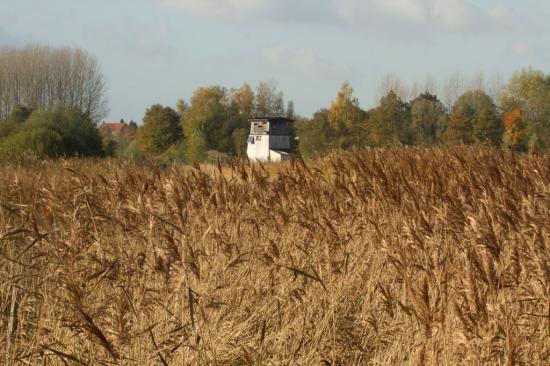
[99,121,137,140]
[247,117,294,162]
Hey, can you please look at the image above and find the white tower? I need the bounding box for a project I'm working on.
[247,117,293,162]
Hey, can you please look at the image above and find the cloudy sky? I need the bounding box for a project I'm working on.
[0,0,548,122]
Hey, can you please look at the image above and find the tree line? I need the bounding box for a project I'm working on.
[133,67,550,162]
[1,45,550,160]
[0,46,107,122]
[296,68,550,158]
[0,46,107,158]
[130,81,294,162]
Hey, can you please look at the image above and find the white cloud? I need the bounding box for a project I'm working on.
[372,0,428,24]
[430,0,470,29]
[157,0,539,38]
[159,0,269,22]
[261,46,349,78]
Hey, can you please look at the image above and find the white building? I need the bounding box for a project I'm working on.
[247,117,293,162]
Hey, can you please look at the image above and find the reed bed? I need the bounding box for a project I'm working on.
[1,147,549,365]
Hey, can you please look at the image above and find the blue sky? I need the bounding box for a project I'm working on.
[1,0,549,122]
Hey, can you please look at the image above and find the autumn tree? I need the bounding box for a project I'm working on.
[286,100,295,120]
[185,129,207,162]
[231,83,255,118]
[183,85,256,158]
[502,108,528,151]
[442,90,501,146]
[409,92,447,146]
[295,110,334,159]
[254,81,285,116]
[500,68,550,150]
[136,104,181,155]
[367,90,411,147]
[328,82,363,130]
[184,86,231,153]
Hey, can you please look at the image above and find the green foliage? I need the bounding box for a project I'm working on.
[7,105,32,123]
[0,108,102,157]
[159,141,187,163]
[102,137,118,157]
[119,140,145,161]
[286,100,295,120]
[367,91,411,147]
[254,81,285,116]
[472,107,502,146]
[500,68,550,151]
[328,82,365,132]
[185,130,207,163]
[205,150,230,164]
[231,83,255,118]
[296,111,334,159]
[410,92,447,146]
[183,86,250,158]
[0,120,20,142]
[136,104,182,156]
[231,128,249,156]
[443,90,500,146]
[298,81,368,152]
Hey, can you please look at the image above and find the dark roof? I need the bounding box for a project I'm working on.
[249,116,294,123]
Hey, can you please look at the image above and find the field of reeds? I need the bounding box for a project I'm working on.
[1,147,549,365]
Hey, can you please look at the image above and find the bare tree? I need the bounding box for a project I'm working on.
[254,80,285,117]
[0,45,108,122]
[442,72,465,111]
[377,74,410,101]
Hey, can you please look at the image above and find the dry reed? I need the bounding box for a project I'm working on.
[1,147,549,365]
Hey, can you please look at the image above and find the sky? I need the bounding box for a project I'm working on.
[0,0,549,122]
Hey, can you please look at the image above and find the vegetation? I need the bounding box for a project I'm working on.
[0,107,103,158]
[0,46,108,122]
[3,46,550,162]
[1,147,549,364]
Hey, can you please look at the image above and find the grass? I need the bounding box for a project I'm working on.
[1,147,549,365]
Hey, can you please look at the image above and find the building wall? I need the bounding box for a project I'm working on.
[247,119,292,162]
[269,135,291,150]
[247,134,270,161]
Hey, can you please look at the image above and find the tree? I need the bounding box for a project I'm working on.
[444,109,472,145]
[442,90,501,146]
[231,128,249,156]
[176,99,189,117]
[231,83,255,118]
[0,46,108,121]
[295,110,334,159]
[367,90,411,147]
[183,86,229,151]
[0,108,103,157]
[286,100,295,120]
[443,72,465,110]
[185,130,207,162]
[136,104,181,155]
[502,108,528,151]
[377,74,410,101]
[409,92,447,146]
[255,81,285,116]
[500,68,550,150]
[472,107,502,146]
[328,81,364,131]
